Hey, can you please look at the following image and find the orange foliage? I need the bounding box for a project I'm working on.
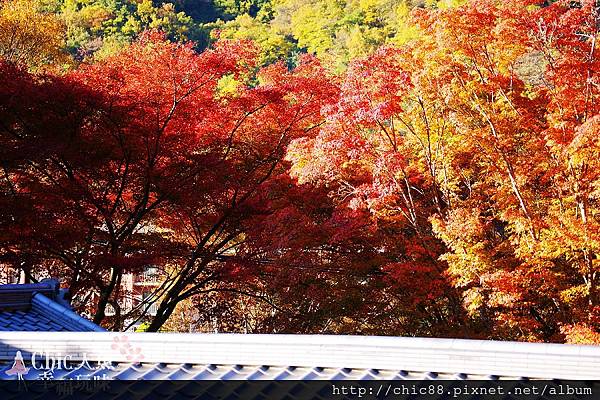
[288,0,600,341]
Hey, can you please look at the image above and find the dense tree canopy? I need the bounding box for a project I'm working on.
[1,0,600,343]
[7,0,467,67]
[0,0,70,70]
[288,0,600,341]
[213,0,468,69]
[34,0,207,60]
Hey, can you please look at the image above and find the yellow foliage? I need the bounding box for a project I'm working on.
[432,0,467,9]
[91,36,129,61]
[390,1,420,46]
[462,288,484,317]
[78,3,112,30]
[561,324,600,345]
[560,285,588,305]
[0,0,70,70]
[211,14,293,65]
[217,74,242,97]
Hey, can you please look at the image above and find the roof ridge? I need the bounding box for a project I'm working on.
[0,279,59,311]
[0,332,598,379]
[31,293,105,332]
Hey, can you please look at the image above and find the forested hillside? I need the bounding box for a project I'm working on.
[1,0,599,344]
[1,0,467,67]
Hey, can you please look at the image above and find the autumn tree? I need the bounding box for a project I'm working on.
[286,44,468,336]
[179,174,462,336]
[1,33,257,327]
[526,0,600,337]
[207,13,295,66]
[2,32,362,332]
[287,0,600,342]
[424,0,600,340]
[140,55,341,331]
[0,0,70,70]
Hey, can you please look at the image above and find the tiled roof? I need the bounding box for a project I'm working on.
[0,280,104,332]
[0,308,76,332]
[0,332,598,380]
[0,362,519,381]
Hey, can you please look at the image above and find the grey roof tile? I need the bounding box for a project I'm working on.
[0,361,547,380]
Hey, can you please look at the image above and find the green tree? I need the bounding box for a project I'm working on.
[214,0,275,20]
[208,13,295,65]
[268,0,465,70]
[44,0,207,60]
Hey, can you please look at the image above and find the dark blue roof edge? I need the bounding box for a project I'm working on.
[31,293,105,332]
[0,281,56,292]
[0,279,59,311]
